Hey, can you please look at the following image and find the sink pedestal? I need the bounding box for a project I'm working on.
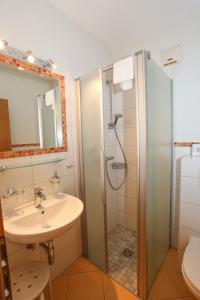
[40,241,55,265]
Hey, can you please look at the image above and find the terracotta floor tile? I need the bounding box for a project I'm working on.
[52,272,69,300]
[148,267,181,300]
[169,297,196,300]
[102,274,138,300]
[164,248,178,263]
[164,261,192,297]
[67,271,104,300]
[69,256,99,274]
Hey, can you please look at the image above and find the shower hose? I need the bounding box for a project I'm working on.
[105,125,128,190]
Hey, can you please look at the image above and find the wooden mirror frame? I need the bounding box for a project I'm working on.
[0,54,67,159]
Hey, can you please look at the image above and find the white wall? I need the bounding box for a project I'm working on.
[0,0,111,279]
[113,20,200,142]
[0,0,111,78]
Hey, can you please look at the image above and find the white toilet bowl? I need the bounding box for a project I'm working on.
[182,237,200,299]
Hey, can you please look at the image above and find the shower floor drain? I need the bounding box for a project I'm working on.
[122,248,133,258]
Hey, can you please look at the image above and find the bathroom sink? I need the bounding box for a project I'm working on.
[3,193,83,244]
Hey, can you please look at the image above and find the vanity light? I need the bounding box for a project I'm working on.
[24,50,35,63]
[43,59,57,71]
[0,39,8,50]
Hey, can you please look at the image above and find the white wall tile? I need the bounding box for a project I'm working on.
[181,157,200,178]
[180,203,200,232]
[181,177,200,206]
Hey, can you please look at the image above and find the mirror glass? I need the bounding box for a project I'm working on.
[0,62,63,152]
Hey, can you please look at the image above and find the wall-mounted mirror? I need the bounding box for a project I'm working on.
[0,55,67,158]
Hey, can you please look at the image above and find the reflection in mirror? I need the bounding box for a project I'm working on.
[0,62,63,151]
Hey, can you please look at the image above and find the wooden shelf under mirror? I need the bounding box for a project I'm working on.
[0,54,67,159]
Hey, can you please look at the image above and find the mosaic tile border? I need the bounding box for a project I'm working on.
[0,54,67,159]
[11,143,40,148]
[174,141,200,147]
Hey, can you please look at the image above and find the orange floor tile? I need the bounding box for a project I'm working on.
[48,249,195,300]
[148,248,196,300]
[52,256,138,300]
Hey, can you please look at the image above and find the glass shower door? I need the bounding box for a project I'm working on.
[146,55,172,290]
[136,51,172,298]
[78,70,107,271]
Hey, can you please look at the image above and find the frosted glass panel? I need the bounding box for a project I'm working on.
[80,71,107,271]
[146,59,172,289]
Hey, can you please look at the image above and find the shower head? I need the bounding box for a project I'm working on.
[108,113,123,128]
[113,113,123,125]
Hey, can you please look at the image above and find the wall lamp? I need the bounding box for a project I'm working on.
[0,39,58,71]
[23,50,35,63]
[43,59,57,71]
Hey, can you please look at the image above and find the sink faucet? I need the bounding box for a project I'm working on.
[34,187,46,209]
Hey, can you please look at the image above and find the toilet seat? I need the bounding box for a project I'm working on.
[182,237,200,299]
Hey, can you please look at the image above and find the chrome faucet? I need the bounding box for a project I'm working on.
[34,187,46,209]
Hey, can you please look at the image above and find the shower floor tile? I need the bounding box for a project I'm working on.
[108,225,137,294]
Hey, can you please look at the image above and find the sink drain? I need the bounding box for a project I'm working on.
[122,248,133,257]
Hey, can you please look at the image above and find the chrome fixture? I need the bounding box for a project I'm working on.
[106,79,113,85]
[108,113,123,129]
[111,162,126,169]
[34,187,46,209]
[0,39,8,50]
[43,59,57,71]
[0,38,58,70]
[105,156,114,161]
[67,164,76,169]
[49,171,60,184]
[0,158,66,173]
[40,240,55,265]
[2,187,25,198]
[23,50,35,63]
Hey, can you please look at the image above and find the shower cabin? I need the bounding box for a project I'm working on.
[76,50,172,299]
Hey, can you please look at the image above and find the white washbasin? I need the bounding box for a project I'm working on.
[3,193,83,244]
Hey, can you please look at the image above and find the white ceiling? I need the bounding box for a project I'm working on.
[48,0,200,58]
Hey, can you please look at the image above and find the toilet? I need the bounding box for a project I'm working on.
[182,237,200,299]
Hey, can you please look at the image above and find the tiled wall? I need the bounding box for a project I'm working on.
[115,87,137,231]
[178,155,200,260]
[102,69,186,246]
[103,70,137,233]
[171,147,190,247]
[0,79,83,280]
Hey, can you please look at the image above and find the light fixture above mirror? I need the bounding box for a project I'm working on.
[43,59,57,71]
[0,39,57,71]
[24,50,35,64]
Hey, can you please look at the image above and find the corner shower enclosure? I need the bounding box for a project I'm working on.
[77,50,172,300]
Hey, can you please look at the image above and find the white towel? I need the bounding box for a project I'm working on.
[113,56,134,90]
[45,89,55,108]
[120,80,133,91]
